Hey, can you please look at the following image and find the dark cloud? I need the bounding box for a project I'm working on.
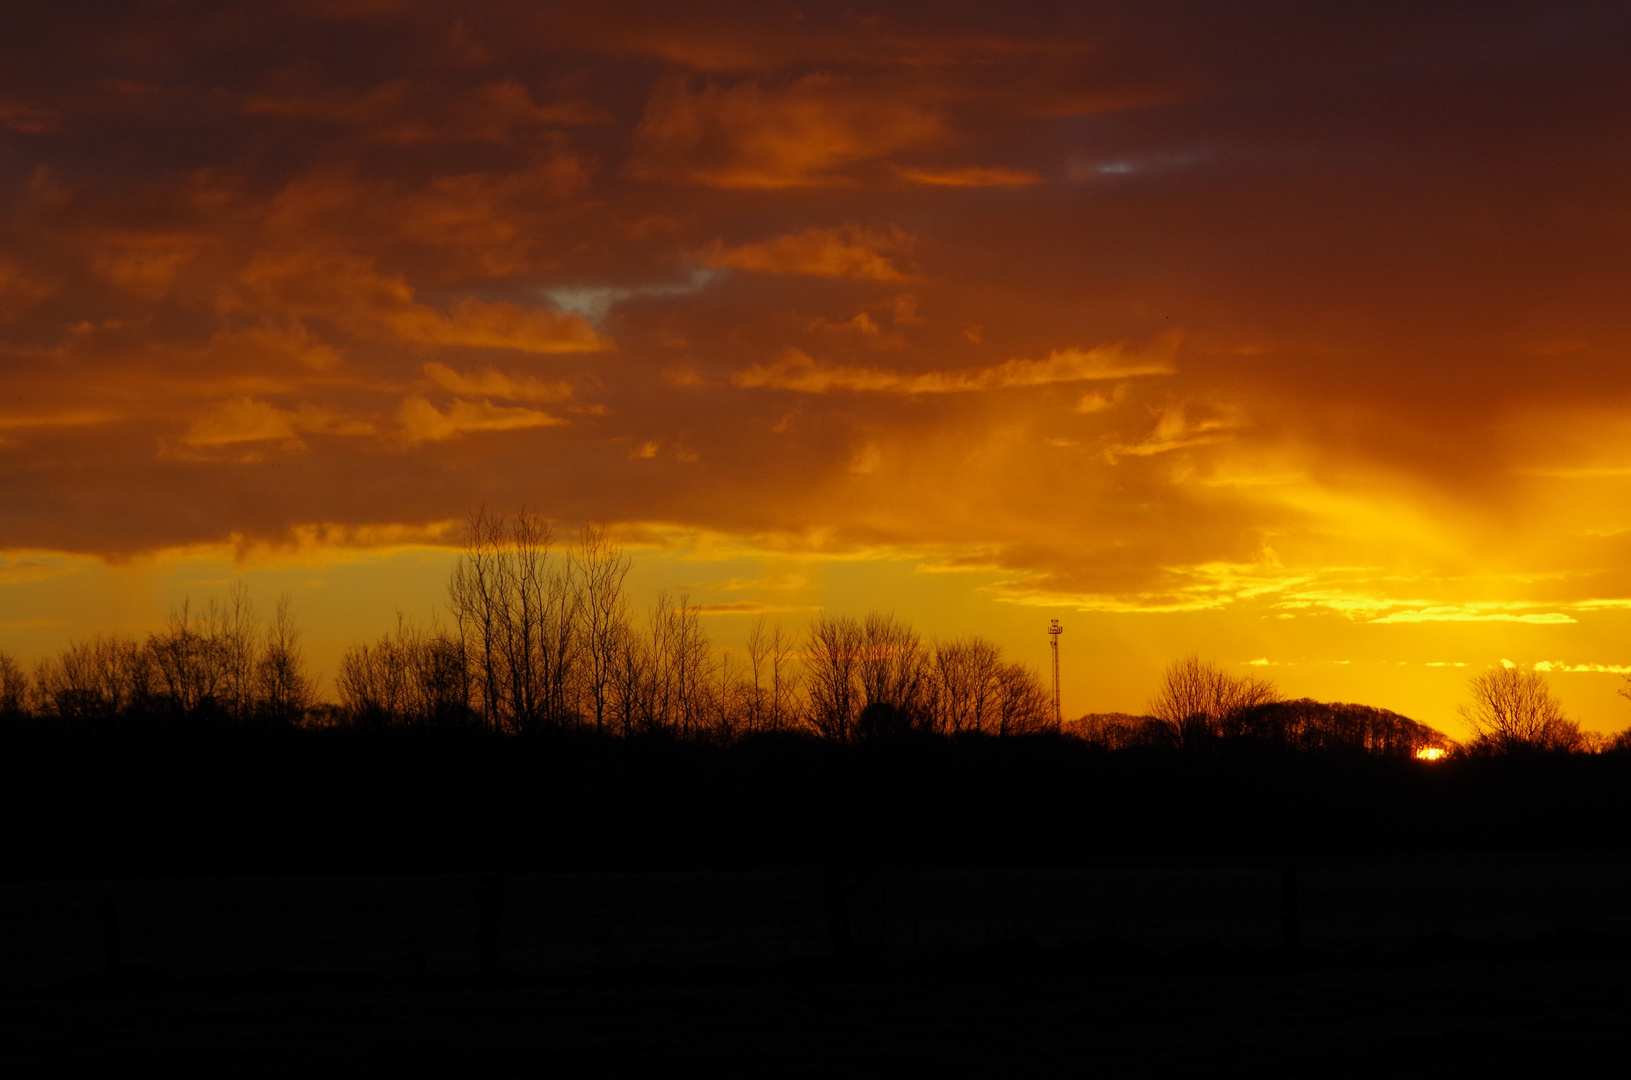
[2,0,1630,622]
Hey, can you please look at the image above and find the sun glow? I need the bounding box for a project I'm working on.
[1415,747,1447,762]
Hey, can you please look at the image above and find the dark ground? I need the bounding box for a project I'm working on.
[5,855,1629,1076]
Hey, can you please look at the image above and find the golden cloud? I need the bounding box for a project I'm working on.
[1368,608,1577,625]
[397,397,566,445]
[733,335,1178,394]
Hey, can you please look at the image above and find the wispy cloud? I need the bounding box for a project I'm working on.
[733,335,1177,394]
[894,165,1041,187]
[397,398,566,445]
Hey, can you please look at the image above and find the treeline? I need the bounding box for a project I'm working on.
[1069,655,1631,758]
[0,511,1055,741]
[7,512,1628,758]
[334,512,1056,739]
[1069,701,1455,757]
[0,588,311,727]
[1067,655,1456,757]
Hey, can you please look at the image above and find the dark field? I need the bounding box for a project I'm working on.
[5,855,1630,1075]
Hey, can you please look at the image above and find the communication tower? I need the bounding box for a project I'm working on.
[1048,619,1064,730]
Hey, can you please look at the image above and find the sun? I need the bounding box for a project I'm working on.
[1414,747,1447,762]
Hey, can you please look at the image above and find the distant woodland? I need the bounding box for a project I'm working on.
[5,511,1631,877]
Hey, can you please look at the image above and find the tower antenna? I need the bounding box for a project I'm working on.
[1048,619,1064,731]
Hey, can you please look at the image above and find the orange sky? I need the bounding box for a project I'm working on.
[4,1,1631,736]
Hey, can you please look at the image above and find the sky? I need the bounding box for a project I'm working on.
[4,0,1631,736]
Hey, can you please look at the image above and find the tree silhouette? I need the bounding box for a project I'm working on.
[1459,666,1581,754]
[0,648,28,720]
[1149,654,1278,749]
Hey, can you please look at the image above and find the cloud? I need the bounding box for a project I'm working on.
[421,362,573,403]
[690,573,811,592]
[1368,608,1577,625]
[542,269,719,322]
[690,601,821,616]
[397,397,566,445]
[732,335,1177,394]
[236,251,611,353]
[894,165,1041,187]
[209,324,343,371]
[704,226,913,281]
[1103,400,1235,460]
[0,409,113,433]
[172,398,376,457]
[629,74,942,188]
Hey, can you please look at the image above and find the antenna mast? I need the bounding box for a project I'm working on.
[1048,619,1064,731]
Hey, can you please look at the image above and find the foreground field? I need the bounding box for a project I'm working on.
[4,855,1628,1074]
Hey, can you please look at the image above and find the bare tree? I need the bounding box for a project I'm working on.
[1149,654,1279,749]
[576,525,631,735]
[668,594,712,739]
[0,649,27,719]
[609,617,650,737]
[805,613,865,741]
[447,508,584,733]
[448,509,505,730]
[1458,666,1581,753]
[857,612,930,730]
[335,615,467,727]
[256,594,315,725]
[147,600,230,717]
[929,637,1002,735]
[992,661,1053,735]
[32,636,150,723]
[767,619,802,732]
[804,612,932,741]
[745,617,772,735]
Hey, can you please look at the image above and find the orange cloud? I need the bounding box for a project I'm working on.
[733,335,1178,394]
[894,165,1041,187]
[208,324,343,372]
[172,398,375,457]
[236,251,610,353]
[421,362,574,403]
[89,233,204,299]
[705,225,913,281]
[629,74,942,188]
[385,298,609,353]
[397,397,566,445]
